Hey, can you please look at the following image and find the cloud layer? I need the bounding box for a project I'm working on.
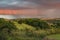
[0,0,39,9]
[0,0,60,18]
[0,0,60,9]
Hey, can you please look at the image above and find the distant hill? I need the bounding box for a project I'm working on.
[41,18,60,20]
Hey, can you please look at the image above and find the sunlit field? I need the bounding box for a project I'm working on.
[47,34,60,40]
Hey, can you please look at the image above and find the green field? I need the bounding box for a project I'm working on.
[47,34,60,40]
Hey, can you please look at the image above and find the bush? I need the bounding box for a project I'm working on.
[18,18,50,29]
[0,18,60,40]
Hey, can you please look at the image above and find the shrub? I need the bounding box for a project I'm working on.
[18,18,50,29]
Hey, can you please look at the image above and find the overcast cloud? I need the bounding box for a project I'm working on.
[0,0,60,18]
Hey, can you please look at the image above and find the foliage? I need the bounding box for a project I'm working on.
[18,18,50,29]
[0,18,60,40]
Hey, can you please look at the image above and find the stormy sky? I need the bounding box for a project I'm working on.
[0,0,60,18]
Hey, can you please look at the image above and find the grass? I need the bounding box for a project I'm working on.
[47,34,60,40]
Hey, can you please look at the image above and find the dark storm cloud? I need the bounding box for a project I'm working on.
[0,0,39,9]
[0,0,60,9]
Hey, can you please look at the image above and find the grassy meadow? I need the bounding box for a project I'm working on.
[47,34,60,40]
[0,18,60,40]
